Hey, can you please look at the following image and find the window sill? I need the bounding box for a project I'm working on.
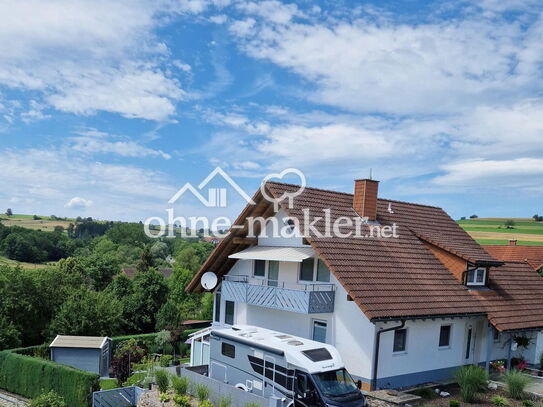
[392,351,407,356]
[438,346,451,350]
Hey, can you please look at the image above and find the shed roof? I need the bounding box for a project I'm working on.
[49,335,109,349]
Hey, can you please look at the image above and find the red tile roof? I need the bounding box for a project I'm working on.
[484,245,543,271]
[186,182,543,331]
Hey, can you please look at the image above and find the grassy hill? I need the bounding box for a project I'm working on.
[458,218,543,246]
[0,214,74,232]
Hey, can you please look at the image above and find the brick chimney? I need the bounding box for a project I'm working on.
[353,179,379,221]
[509,239,517,246]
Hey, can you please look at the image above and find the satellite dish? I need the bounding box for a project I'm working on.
[201,272,218,291]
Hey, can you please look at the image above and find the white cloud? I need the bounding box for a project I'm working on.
[230,6,543,115]
[70,130,172,159]
[0,0,186,121]
[432,158,543,188]
[65,197,93,209]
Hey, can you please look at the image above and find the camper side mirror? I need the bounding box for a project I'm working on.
[356,380,363,390]
[304,390,316,400]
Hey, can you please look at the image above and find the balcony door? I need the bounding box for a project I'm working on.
[268,261,279,287]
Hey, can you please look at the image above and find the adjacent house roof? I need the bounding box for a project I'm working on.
[50,335,108,349]
[484,245,543,271]
[187,181,543,331]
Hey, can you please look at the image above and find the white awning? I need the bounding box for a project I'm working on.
[228,246,314,262]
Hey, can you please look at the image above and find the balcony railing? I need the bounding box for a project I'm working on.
[221,275,335,314]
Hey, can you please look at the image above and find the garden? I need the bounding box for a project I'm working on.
[412,365,540,407]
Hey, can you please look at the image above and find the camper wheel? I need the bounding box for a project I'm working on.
[235,384,249,392]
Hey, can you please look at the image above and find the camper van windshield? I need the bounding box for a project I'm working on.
[312,368,359,398]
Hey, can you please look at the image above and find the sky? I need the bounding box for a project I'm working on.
[1,0,542,222]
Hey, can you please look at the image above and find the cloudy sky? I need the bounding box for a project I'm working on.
[1,0,542,221]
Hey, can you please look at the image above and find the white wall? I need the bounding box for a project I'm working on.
[257,209,307,247]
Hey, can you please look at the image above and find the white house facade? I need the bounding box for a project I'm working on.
[189,180,543,390]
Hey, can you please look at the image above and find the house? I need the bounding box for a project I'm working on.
[49,335,111,377]
[484,240,543,273]
[186,179,543,390]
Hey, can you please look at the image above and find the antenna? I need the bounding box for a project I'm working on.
[200,272,218,291]
[369,168,373,180]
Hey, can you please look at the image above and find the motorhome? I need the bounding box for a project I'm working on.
[208,325,366,407]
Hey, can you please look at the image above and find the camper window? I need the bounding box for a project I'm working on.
[221,342,235,359]
[225,301,235,325]
[214,293,221,323]
[302,348,332,362]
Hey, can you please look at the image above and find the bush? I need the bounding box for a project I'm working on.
[195,383,210,402]
[0,350,99,407]
[492,395,509,406]
[155,369,170,394]
[504,370,531,400]
[173,394,192,407]
[199,400,213,407]
[124,372,146,387]
[30,391,66,407]
[455,365,488,402]
[449,400,460,407]
[159,354,173,367]
[172,375,190,395]
[412,388,437,399]
[218,396,232,407]
[521,401,535,407]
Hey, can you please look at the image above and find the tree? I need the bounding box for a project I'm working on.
[111,339,146,386]
[126,270,168,332]
[469,214,478,219]
[0,316,21,350]
[175,247,200,272]
[504,219,515,229]
[136,244,155,273]
[534,214,543,222]
[5,208,12,216]
[48,289,123,337]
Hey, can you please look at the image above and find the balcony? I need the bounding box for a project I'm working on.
[221,275,336,314]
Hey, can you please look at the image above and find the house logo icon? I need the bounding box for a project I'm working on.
[168,167,255,208]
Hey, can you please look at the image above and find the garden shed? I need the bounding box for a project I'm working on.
[49,335,111,377]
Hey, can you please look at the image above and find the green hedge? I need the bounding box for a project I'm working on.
[11,344,50,358]
[111,329,201,354]
[0,351,99,407]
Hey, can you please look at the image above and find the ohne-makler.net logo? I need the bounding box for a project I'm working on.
[143,167,399,240]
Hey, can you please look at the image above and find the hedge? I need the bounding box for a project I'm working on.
[111,329,201,354]
[0,351,99,407]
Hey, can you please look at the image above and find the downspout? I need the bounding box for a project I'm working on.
[371,320,405,390]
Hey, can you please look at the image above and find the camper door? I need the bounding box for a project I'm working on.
[294,371,318,407]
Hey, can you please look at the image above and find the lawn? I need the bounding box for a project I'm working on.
[100,378,118,390]
[458,218,543,245]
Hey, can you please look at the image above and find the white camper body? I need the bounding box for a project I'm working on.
[208,325,366,407]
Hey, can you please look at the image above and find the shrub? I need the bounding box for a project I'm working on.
[172,375,190,396]
[449,400,460,407]
[455,365,488,402]
[504,370,531,400]
[155,369,170,394]
[195,383,210,402]
[218,396,232,407]
[522,400,535,407]
[0,350,99,407]
[159,393,170,403]
[492,395,509,406]
[159,354,173,367]
[173,394,192,407]
[124,372,146,387]
[30,391,66,407]
[412,387,437,399]
[199,400,214,407]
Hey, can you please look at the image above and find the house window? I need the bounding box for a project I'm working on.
[466,268,486,286]
[214,293,221,323]
[439,325,451,348]
[225,301,235,325]
[221,342,235,359]
[300,258,315,281]
[316,260,331,283]
[254,260,266,278]
[393,329,407,353]
[312,320,327,343]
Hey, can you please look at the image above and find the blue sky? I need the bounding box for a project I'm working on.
[1,0,542,222]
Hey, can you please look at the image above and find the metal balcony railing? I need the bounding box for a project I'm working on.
[221,275,335,314]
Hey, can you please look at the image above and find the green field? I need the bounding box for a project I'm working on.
[458,218,543,245]
[0,214,74,232]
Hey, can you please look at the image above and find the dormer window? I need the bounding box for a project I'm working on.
[467,267,486,286]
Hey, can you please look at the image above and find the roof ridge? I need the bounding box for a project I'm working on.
[265,181,443,209]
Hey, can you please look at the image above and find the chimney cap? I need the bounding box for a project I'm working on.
[355,178,379,183]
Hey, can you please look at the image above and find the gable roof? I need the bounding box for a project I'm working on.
[50,335,108,349]
[187,181,543,331]
[484,245,543,271]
